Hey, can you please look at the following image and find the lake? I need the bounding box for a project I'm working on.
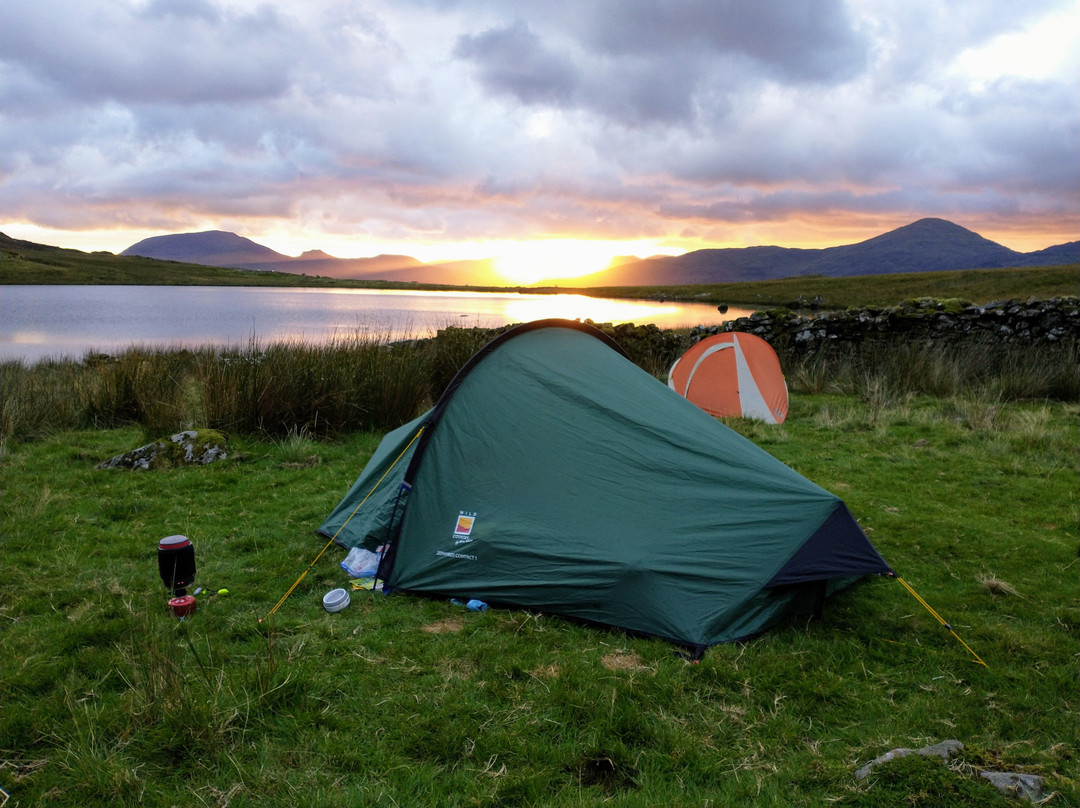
[1,286,750,364]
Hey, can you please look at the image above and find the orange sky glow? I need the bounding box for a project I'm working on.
[5,212,1075,287]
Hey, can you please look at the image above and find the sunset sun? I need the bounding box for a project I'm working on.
[491,240,626,285]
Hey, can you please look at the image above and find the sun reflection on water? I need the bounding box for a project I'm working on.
[504,294,680,325]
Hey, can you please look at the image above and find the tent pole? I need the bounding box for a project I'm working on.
[890,573,988,668]
[373,481,412,592]
[261,426,425,622]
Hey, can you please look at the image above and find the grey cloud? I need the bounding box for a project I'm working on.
[139,0,222,24]
[1,0,1076,249]
[580,53,717,127]
[598,61,701,124]
[1,0,294,106]
[451,1,867,128]
[454,20,581,105]
[452,19,713,126]
[582,0,868,84]
[938,79,1080,193]
[649,185,1049,237]
[864,0,1068,87]
[0,0,404,201]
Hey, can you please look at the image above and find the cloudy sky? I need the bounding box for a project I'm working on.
[2,0,1077,279]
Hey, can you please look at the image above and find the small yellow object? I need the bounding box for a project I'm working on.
[217,588,229,596]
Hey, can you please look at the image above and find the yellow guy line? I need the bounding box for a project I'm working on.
[892,574,988,668]
[261,425,425,623]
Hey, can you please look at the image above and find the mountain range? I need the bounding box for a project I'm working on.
[121,219,1078,287]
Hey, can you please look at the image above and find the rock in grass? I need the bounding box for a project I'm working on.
[978,771,1044,802]
[98,429,228,470]
[855,739,963,780]
[856,741,1046,802]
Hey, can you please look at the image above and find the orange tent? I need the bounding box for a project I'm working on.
[668,332,789,423]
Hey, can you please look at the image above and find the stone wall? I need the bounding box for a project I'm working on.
[440,297,1078,378]
[701,297,1079,352]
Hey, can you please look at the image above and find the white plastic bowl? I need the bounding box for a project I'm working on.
[322,588,350,613]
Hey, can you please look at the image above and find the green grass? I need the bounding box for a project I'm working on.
[568,263,1080,308]
[2,395,1076,806]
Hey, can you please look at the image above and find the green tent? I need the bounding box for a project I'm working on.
[319,319,891,652]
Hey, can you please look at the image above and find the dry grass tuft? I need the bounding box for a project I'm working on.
[423,617,465,634]
[600,650,650,672]
[977,574,1021,598]
[530,663,561,680]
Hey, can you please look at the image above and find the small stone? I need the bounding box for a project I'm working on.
[979,771,1044,802]
[855,748,915,780]
[916,739,963,760]
[855,740,962,780]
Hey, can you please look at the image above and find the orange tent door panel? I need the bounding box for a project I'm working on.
[668,332,789,423]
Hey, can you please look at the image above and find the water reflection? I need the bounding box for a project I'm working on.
[1,285,752,363]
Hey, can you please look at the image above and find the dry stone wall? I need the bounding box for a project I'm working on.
[702,297,1079,352]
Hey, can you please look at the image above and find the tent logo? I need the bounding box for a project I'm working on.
[453,511,477,543]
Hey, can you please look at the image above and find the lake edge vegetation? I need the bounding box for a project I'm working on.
[2,303,1077,444]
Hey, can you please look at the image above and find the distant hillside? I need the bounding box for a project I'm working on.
[119,230,511,284]
[5,231,1077,306]
[120,230,288,265]
[120,231,415,278]
[118,219,1078,286]
[550,218,1079,286]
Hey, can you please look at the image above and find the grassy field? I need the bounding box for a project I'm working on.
[3,232,1077,307]
[2,393,1077,806]
[563,264,1080,309]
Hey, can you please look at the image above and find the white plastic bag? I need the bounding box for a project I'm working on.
[341,546,381,578]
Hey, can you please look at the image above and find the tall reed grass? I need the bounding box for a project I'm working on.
[1,329,457,444]
[781,336,1079,402]
[195,335,430,437]
[1,360,88,440]
[3,329,1076,445]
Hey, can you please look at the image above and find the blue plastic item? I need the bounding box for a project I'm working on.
[341,547,381,578]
